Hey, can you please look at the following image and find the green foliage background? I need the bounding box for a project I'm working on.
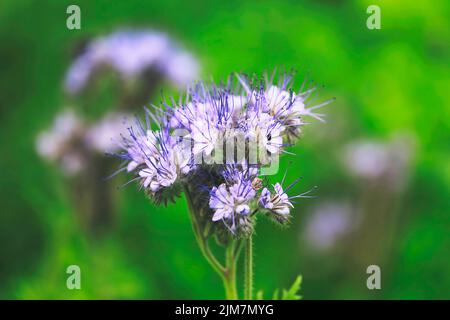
[0,0,448,299]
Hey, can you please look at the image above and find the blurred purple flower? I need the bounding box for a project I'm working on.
[36,109,86,175]
[36,110,136,176]
[85,112,130,153]
[342,134,415,191]
[304,201,353,251]
[64,29,199,94]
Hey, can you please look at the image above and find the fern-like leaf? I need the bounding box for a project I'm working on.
[281,275,302,300]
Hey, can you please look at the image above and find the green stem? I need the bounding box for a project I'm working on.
[223,240,238,300]
[184,187,225,275]
[244,235,253,300]
[184,186,239,299]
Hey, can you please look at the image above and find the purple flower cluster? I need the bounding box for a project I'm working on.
[117,72,331,235]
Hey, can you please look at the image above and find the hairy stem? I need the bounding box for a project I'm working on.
[184,187,225,275]
[244,235,253,300]
[224,240,238,300]
[184,186,239,299]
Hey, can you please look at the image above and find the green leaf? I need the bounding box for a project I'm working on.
[261,275,303,301]
[272,288,280,300]
[256,290,264,300]
[281,275,302,300]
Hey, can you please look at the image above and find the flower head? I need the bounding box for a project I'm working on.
[114,71,331,235]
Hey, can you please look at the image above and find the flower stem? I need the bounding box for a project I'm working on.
[244,235,253,300]
[184,186,239,299]
[223,240,238,299]
[184,187,225,275]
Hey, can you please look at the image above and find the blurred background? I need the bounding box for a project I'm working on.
[0,0,449,299]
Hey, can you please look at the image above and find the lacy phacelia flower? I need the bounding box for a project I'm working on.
[209,181,255,222]
[259,183,293,215]
[64,29,199,94]
[117,123,193,195]
[115,72,332,235]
